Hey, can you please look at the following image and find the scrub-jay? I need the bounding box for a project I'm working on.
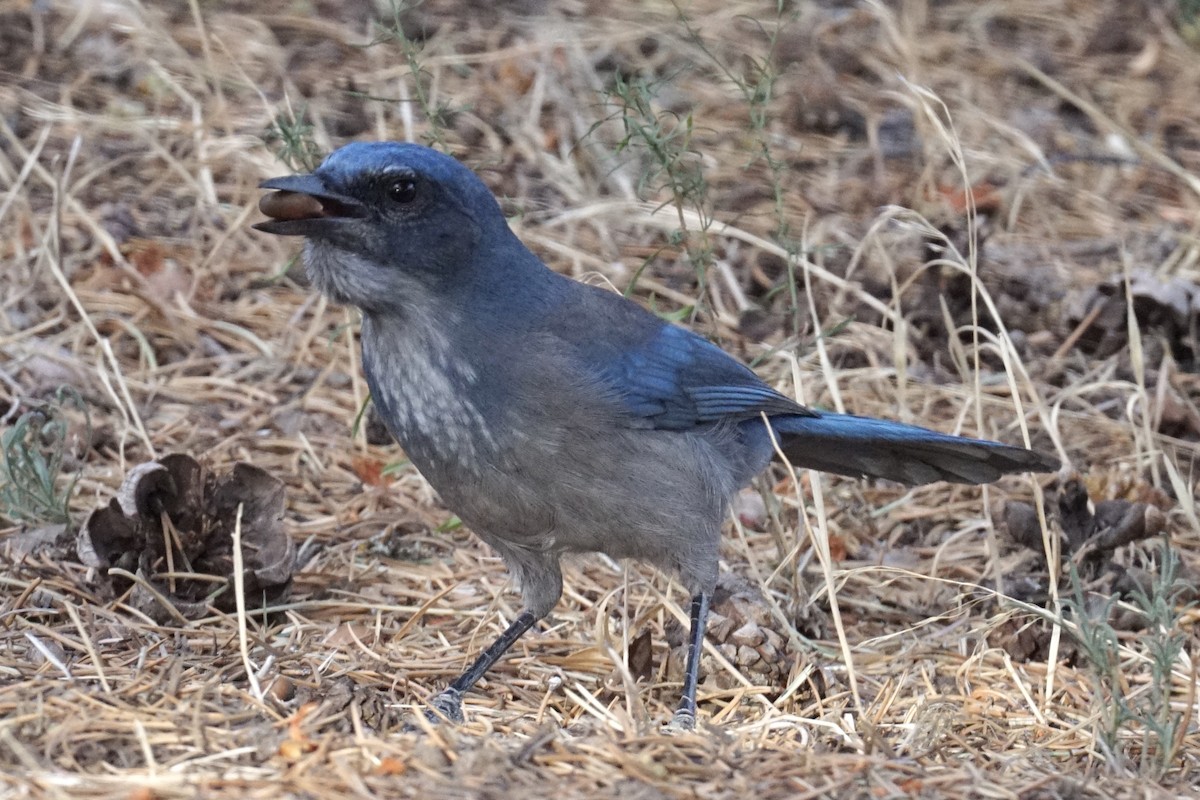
[255,142,1057,728]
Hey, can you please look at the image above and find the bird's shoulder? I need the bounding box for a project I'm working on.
[537,280,812,430]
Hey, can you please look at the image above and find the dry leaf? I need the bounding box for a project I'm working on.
[350,455,392,487]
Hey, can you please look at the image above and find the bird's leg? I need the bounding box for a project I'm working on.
[670,591,711,730]
[428,609,538,723]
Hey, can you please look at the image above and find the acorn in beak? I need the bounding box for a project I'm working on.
[253,174,366,236]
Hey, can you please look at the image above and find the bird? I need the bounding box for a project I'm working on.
[255,141,1058,729]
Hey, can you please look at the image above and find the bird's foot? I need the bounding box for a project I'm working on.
[665,708,696,732]
[425,688,465,724]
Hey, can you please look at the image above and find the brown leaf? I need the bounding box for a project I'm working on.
[374,757,407,776]
[124,238,192,302]
[350,455,392,488]
[827,533,848,562]
[937,181,1002,216]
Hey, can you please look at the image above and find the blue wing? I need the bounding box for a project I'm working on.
[539,281,1057,484]
[601,324,811,429]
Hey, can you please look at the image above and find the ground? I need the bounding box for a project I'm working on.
[1,0,1199,797]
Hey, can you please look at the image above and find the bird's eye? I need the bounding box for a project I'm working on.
[387,178,418,204]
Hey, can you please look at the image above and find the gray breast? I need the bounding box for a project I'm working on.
[360,314,498,474]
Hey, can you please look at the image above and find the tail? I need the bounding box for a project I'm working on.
[769,412,1058,485]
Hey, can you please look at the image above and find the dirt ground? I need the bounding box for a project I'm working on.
[2,0,1199,797]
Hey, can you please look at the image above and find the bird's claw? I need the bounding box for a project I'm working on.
[425,688,465,724]
[665,708,696,732]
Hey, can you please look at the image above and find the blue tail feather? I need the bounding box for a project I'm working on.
[767,412,1057,485]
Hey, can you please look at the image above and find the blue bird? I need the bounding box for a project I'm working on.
[256,142,1057,728]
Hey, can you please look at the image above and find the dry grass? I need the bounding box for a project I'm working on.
[2,0,1199,797]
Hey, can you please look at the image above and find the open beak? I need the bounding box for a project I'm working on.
[253,174,366,236]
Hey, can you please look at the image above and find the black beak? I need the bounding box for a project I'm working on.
[253,174,366,236]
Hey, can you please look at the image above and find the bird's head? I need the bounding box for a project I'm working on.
[255,142,510,313]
